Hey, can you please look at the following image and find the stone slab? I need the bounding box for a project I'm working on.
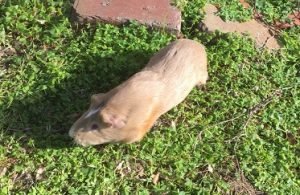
[200,4,280,50]
[73,0,181,33]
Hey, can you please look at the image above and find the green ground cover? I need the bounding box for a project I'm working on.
[0,0,299,194]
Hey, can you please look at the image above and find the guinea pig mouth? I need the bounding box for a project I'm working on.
[74,139,89,147]
[72,135,92,147]
[74,138,103,147]
[72,130,109,146]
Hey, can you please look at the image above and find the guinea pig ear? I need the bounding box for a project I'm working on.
[99,108,126,129]
[90,93,105,107]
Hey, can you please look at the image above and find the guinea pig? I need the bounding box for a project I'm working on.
[69,39,208,146]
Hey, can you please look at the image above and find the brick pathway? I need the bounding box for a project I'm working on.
[73,0,181,33]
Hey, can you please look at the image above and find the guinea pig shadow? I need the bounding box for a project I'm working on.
[1,49,152,149]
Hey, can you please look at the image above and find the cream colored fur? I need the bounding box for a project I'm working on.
[69,39,208,146]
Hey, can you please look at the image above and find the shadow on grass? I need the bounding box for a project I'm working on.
[1,49,151,149]
[0,0,176,150]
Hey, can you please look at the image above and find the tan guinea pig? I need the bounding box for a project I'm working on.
[69,39,208,146]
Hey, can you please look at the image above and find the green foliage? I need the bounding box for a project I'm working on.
[0,0,299,194]
[251,0,299,23]
[210,0,253,22]
[173,0,206,35]
[208,0,298,24]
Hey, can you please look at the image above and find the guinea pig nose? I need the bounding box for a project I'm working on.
[91,124,99,130]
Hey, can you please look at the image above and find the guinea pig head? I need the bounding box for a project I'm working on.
[69,93,128,146]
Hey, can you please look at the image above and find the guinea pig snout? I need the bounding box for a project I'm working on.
[69,130,86,145]
[69,128,75,138]
[68,127,82,138]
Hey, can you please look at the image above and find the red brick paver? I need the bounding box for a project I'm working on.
[73,0,181,33]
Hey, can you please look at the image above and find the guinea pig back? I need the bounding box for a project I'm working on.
[69,39,208,146]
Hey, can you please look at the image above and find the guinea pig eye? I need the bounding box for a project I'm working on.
[91,124,99,130]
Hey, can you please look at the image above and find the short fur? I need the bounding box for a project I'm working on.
[69,39,208,146]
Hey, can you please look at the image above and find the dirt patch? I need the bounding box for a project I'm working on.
[0,46,16,60]
[115,159,146,179]
[239,0,250,9]
[211,156,265,194]
[0,158,18,177]
[227,158,265,195]
[0,46,16,72]
[285,131,298,145]
[11,171,35,190]
[273,11,300,30]
[229,175,260,195]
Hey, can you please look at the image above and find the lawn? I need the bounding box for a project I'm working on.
[0,0,299,194]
